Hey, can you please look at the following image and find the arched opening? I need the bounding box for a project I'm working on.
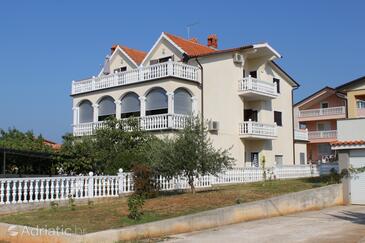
[174,88,192,115]
[79,100,93,123]
[121,92,140,118]
[98,96,115,121]
[146,88,168,115]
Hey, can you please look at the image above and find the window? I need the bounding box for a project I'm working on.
[149,56,174,65]
[273,78,280,93]
[274,111,282,126]
[300,153,305,165]
[357,100,365,109]
[121,92,140,118]
[299,123,307,129]
[79,100,93,123]
[320,102,329,109]
[317,122,331,131]
[146,88,168,115]
[318,143,332,156]
[275,155,283,166]
[174,88,192,115]
[244,109,258,122]
[98,96,116,121]
[114,66,127,73]
[249,71,257,78]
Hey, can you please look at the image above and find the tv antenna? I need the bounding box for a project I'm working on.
[186,22,199,39]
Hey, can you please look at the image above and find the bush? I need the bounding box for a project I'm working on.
[132,163,159,198]
[127,194,145,220]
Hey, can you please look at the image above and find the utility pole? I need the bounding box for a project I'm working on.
[3,151,5,175]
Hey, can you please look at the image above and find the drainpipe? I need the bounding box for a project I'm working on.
[195,58,204,121]
[292,85,299,165]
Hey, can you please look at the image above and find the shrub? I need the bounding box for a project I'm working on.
[132,163,159,198]
[127,194,145,220]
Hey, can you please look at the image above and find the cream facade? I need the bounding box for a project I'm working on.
[71,32,300,167]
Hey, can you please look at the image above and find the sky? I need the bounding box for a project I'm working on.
[0,0,364,143]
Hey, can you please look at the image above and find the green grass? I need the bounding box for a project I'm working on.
[0,177,332,234]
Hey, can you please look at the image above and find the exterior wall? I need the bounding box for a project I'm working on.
[337,118,365,141]
[305,93,345,110]
[191,53,295,167]
[294,142,307,164]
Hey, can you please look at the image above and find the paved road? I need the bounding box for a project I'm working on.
[166,206,365,243]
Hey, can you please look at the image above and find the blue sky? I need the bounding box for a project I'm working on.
[0,0,364,143]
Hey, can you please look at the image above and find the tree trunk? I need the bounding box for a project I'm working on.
[188,176,196,194]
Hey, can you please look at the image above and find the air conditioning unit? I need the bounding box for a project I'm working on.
[233,53,244,64]
[208,120,219,131]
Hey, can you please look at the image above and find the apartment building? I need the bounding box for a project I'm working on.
[294,76,365,163]
[71,32,300,167]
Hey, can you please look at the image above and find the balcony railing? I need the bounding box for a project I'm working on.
[298,106,346,118]
[73,114,190,136]
[72,61,200,95]
[294,129,308,141]
[238,76,278,100]
[239,120,277,139]
[308,130,337,140]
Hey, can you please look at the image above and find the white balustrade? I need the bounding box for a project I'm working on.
[294,129,308,141]
[0,163,338,205]
[73,114,190,136]
[308,130,337,140]
[238,76,278,98]
[239,120,277,138]
[299,106,346,118]
[72,61,200,95]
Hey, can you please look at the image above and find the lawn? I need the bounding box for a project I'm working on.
[0,178,331,234]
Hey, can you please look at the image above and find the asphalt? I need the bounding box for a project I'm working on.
[165,205,365,243]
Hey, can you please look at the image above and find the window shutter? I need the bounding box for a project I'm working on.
[121,93,140,113]
[99,97,116,116]
[174,89,192,115]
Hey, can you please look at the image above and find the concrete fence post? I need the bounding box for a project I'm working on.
[88,172,94,198]
[118,168,124,195]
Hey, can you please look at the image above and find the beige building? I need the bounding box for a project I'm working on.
[71,32,301,167]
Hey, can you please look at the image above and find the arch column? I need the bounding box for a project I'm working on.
[92,104,99,122]
[166,91,174,114]
[114,100,121,120]
[72,107,79,125]
[192,96,198,116]
[139,96,146,117]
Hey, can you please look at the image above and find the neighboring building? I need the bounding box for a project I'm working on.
[331,118,365,205]
[294,75,365,164]
[294,87,346,163]
[71,32,300,167]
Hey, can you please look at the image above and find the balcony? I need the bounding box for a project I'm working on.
[72,61,200,95]
[239,120,277,140]
[308,130,337,143]
[73,114,190,136]
[294,129,308,141]
[238,76,278,100]
[298,106,346,121]
[357,108,365,118]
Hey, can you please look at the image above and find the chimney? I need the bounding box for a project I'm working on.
[207,34,218,49]
[189,37,199,43]
[111,44,118,54]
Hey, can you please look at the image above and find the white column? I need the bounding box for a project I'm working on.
[139,96,146,117]
[72,107,79,125]
[114,100,121,120]
[191,96,198,116]
[166,91,174,114]
[92,104,99,122]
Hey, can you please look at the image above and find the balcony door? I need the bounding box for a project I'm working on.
[244,109,258,122]
[251,152,259,167]
[317,122,331,131]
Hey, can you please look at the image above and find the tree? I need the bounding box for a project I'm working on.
[157,117,234,194]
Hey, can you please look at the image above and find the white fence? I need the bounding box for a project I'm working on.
[238,76,278,98]
[239,120,277,138]
[299,106,346,118]
[72,61,200,95]
[0,164,339,205]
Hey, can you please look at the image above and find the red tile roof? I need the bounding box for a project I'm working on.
[112,45,147,65]
[331,140,365,146]
[164,32,217,57]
